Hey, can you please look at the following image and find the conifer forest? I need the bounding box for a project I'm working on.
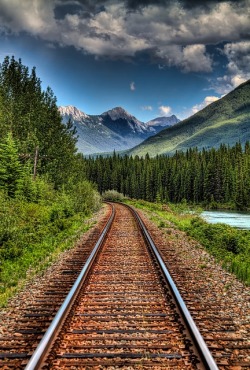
[84,144,250,209]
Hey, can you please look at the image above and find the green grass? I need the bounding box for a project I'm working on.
[126,199,250,285]
[0,194,100,307]
[0,212,95,307]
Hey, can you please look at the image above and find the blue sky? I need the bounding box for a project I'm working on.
[0,0,250,122]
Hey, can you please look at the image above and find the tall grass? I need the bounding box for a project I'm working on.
[0,181,101,307]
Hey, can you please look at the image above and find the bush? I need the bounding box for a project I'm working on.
[102,189,126,202]
[0,178,102,306]
[70,180,101,214]
[185,218,249,284]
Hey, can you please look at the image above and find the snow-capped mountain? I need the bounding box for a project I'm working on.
[59,105,179,155]
[59,105,88,121]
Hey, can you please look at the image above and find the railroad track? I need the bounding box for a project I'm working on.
[21,202,216,369]
[0,202,248,369]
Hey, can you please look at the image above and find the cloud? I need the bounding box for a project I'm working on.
[213,41,250,94]
[125,0,244,10]
[130,81,136,91]
[126,0,244,10]
[0,0,249,73]
[141,105,153,110]
[182,44,212,73]
[0,0,55,35]
[192,95,220,114]
[159,105,171,116]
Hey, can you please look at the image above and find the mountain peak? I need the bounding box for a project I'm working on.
[59,105,88,120]
[146,115,180,128]
[59,103,181,155]
[102,106,133,121]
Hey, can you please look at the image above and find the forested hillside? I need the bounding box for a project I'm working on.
[85,143,250,210]
[0,57,100,305]
[129,80,250,157]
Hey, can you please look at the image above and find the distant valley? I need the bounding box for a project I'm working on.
[59,106,179,155]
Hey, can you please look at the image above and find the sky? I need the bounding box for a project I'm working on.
[0,0,250,122]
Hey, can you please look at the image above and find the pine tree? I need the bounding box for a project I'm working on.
[0,133,23,197]
[0,56,78,187]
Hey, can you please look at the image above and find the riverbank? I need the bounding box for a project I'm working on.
[125,199,250,285]
[201,209,250,230]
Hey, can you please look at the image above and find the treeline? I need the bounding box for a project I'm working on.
[0,56,82,188]
[84,143,250,209]
[0,56,100,305]
[0,56,100,206]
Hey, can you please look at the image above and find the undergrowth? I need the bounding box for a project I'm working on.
[0,185,101,307]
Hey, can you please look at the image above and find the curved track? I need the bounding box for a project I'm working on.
[24,202,217,369]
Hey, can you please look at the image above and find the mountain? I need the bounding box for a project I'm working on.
[146,115,179,130]
[59,105,179,155]
[129,80,250,157]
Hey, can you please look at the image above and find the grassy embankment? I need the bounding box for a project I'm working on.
[125,199,250,286]
[0,186,101,308]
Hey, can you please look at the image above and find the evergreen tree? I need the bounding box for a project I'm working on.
[83,142,250,209]
[0,133,23,196]
[0,56,78,187]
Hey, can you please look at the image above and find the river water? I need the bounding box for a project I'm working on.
[201,210,250,230]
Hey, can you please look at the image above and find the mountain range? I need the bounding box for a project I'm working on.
[129,79,250,157]
[59,80,250,157]
[59,106,179,155]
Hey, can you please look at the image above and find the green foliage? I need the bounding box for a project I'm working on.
[0,56,77,187]
[70,180,101,214]
[186,218,249,283]
[0,56,102,306]
[188,217,246,255]
[0,179,101,306]
[102,189,126,202]
[126,199,250,285]
[0,133,24,196]
[84,143,250,210]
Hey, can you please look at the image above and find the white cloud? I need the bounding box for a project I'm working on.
[159,105,172,116]
[0,0,55,35]
[130,81,136,91]
[141,105,153,111]
[214,41,250,94]
[156,44,212,73]
[192,95,220,114]
[182,45,212,73]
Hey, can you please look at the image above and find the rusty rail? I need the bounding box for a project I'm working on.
[127,203,218,370]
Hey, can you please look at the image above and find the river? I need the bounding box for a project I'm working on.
[201,210,250,230]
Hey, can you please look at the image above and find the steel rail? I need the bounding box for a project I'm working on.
[126,203,219,370]
[25,203,115,370]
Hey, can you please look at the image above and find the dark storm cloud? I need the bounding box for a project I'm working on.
[125,0,245,9]
[54,3,85,19]
[54,0,108,19]
[54,0,248,15]
[0,0,249,75]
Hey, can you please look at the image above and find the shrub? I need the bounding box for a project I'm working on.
[102,189,125,202]
[70,180,101,214]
